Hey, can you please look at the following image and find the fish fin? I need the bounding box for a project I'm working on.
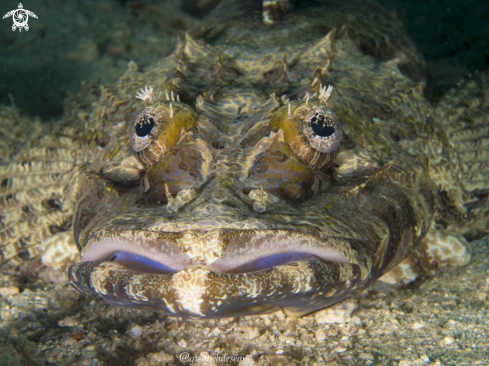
[435,71,489,234]
[376,229,470,286]
[0,114,88,268]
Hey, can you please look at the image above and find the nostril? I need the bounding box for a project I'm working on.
[109,252,178,274]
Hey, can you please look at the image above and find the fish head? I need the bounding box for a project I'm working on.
[68,14,436,318]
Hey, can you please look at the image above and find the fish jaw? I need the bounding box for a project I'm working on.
[68,229,372,318]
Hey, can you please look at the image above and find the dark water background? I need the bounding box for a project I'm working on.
[0,0,488,121]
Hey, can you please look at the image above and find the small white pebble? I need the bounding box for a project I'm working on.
[351,316,362,326]
[275,310,286,320]
[78,358,93,366]
[130,325,143,338]
[258,314,271,326]
[242,327,260,340]
[0,287,19,297]
[441,336,455,346]
[177,339,187,348]
[315,328,327,342]
[58,316,82,328]
[358,352,373,360]
[410,322,425,330]
[389,318,400,326]
[420,355,430,363]
[315,299,357,324]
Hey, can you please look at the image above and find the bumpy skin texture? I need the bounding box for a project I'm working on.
[1,0,487,319]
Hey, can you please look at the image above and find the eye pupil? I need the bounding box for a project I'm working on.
[135,116,155,137]
[310,113,335,137]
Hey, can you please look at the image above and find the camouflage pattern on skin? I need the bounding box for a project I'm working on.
[0,0,487,318]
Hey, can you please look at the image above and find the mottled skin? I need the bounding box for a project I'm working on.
[1,0,487,319]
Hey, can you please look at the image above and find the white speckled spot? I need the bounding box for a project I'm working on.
[171,267,209,316]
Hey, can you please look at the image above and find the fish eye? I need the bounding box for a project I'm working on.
[129,108,158,152]
[302,107,342,153]
[310,113,335,137]
[135,115,155,137]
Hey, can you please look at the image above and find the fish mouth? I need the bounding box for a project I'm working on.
[69,229,370,318]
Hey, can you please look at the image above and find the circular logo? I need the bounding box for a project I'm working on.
[12,9,29,29]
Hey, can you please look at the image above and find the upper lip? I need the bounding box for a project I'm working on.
[80,229,357,274]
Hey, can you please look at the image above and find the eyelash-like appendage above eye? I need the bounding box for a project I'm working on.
[302,107,342,154]
[129,108,158,152]
[127,103,198,168]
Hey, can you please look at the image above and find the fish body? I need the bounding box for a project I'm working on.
[1,0,487,319]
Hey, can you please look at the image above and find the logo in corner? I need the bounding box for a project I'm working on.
[3,3,38,32]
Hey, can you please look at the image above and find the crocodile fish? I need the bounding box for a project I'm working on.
[1,0,488,319]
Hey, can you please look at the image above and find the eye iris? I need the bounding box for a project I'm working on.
[135,116,155,137]
[310,113,335,137]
